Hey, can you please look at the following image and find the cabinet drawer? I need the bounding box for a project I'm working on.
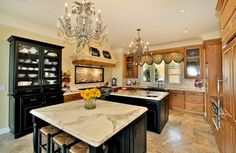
[185,103,204,112]
[20,96,42,106]
[17,88,41,95]
[45,94,63,104]
[185,95,204,104]
[43,86,61,93]
[185,91,204,96]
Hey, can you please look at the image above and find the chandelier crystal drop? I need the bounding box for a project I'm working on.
[57,0,107,53]
[128,29,152,65]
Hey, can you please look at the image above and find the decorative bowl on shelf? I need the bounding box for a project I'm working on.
[52,62,58,65]
[18,81,32,86]
[28,67,34,71]
[29,47,38,54]
[21,67,27,70]
[25,59,31,63]
[28,74,37,78]
[19,59,25,63]
[19,48,28,53]
[47,80,56,84]
[18,74,25,78]
[47,52,57,57]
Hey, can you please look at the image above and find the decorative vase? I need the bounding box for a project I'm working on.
[84,98,96,109]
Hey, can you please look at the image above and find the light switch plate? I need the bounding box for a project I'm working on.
[0,85,6,91]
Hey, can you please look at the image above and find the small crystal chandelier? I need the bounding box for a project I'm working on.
[128,29,152,65]
[57,0,107,53]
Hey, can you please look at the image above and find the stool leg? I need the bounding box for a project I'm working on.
[47,134,51,153]
[61,145,67,153]
[38,132,42,153]
[51,138,54,153]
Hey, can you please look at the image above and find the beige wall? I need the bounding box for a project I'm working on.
[0,24,112,130]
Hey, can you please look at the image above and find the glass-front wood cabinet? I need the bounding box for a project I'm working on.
[184,46,202,79]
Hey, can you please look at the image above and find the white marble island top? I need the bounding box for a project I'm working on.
[30,100,147,147]
[110,90,169,101]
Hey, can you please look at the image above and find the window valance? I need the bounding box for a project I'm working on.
[140,52,184,65]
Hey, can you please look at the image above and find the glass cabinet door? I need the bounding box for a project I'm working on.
[42,47,60,86]
[17,43,41,88]
[185,48,201,78]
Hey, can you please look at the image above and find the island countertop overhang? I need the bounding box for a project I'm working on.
[30,100,147,147]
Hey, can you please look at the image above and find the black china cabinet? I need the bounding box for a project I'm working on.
[8,36,64,138]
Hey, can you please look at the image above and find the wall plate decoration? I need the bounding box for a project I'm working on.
[89,47,100,57]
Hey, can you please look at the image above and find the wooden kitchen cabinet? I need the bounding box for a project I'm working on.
[169,90,184,110]
[185,91,204,113]
[184,45,203,79]
[216,0,236,152]
[220,116,234,153]
[124,54,138,78]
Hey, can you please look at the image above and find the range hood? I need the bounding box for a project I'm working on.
[71,46,117,67]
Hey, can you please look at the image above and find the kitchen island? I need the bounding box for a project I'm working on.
[106,90,169,133]
[30,100,147,153]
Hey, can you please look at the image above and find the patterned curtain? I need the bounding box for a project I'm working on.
[153,54,163,64]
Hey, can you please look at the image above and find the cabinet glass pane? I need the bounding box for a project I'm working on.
[17,43,41,87]
[42,48,60,86]
[186,48,199,57]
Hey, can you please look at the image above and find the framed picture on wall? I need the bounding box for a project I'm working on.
[75,66,104,84]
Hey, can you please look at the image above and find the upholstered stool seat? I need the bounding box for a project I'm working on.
[70,142,89,153]
[39,125,61,153]
[53,132,78,153]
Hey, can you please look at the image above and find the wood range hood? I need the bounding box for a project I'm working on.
[71,46,117,67]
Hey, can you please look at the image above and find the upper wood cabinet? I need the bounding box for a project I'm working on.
[184,46,203,79]
[216,0,236,45]
[124,54,138,78]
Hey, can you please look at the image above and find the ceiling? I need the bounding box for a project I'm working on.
[0,0,220,48]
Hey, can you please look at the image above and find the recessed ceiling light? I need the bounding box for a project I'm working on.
[180,9,185,13]
[184,29,188,34]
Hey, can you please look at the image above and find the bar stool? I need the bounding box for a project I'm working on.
[39,125,61,153]
[52,132,78,153]
[69,142,89,153]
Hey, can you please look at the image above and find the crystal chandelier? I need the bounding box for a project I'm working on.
[128,29,152,65]
[57,0,107,53]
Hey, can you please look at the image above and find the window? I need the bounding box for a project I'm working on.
[142,63,151,82]
[154,61,165,82]
[168,61,181,83]
[141,61,182,84]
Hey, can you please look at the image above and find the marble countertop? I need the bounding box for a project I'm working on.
[120,86,205,93]
[30,100,147,147]
[110,90,169,101]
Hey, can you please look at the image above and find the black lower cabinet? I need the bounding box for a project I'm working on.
[9,92,63,138]
[105,95,169,133]
[106,114,146,153]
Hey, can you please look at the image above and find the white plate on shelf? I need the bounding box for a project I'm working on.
[28,67,34,71]
[18,81,32,86]
[21,67,27,70]
[28,74,37,78]
[19,59,25,63]
[25,59,31,63]
[18,74,25,78]
[47,52,57,57]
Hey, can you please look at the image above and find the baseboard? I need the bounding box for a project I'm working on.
[0,127,10,135]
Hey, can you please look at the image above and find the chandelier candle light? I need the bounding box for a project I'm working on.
[128,29,152,65]
[57,0,107,53]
